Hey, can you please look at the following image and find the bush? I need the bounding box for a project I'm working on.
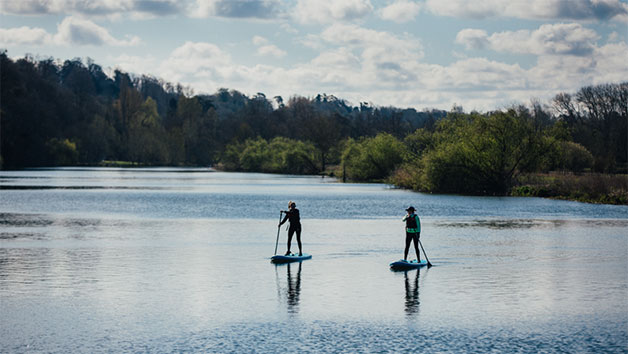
[221,137,320,175]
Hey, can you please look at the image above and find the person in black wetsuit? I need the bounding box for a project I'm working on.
[279,201,302,256]
[402,206,421,261]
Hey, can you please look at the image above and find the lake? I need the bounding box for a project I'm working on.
[1,167,627,353]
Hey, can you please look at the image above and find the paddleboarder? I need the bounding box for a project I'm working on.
[402,206,421,261]
[279,201,302,256]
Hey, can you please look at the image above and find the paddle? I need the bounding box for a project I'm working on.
[418,239,433,267]
[274,211,282,255]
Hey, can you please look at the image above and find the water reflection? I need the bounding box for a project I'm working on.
[435,219,567,229]
[404,270,420,317]
[275,262,302,314]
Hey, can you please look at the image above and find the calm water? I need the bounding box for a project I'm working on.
[1,167,627,353]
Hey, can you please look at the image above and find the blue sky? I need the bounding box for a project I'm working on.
[1,0,627,111]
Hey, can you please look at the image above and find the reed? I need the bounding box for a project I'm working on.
[513,172,628,205]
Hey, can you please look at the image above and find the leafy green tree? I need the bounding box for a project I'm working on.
[558,141,594,173]
[553,82,628,172]
[268,137,319,174]
[420,109,552,194]
[341,133,405,181]
[303,114,342,171]
[45,138,79,166]
[239,137,272,171]
[127,97,169,164]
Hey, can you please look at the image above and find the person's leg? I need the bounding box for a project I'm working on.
[286,229,294,255]
[404,232,412,260]
[412,233,421,261]
[296,228,302,256]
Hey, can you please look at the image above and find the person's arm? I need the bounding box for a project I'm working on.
[402,214,408,222]
[279,211,290,225]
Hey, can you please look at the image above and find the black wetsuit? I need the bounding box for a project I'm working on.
[281,208,302,254]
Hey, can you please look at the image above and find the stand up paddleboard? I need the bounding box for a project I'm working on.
[389,259,427,270]
[271,253,312,263]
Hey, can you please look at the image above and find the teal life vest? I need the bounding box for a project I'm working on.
[405,214,420,233]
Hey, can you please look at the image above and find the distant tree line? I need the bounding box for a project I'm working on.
[0,52,444,170]
[1,52,626,196]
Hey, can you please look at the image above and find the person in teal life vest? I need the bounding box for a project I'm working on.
[402,206,421,261]
[279,201,302,256]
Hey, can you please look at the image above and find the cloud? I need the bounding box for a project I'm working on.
[526,41,628,91]
[54,16,140,46]
[293,0,373,24]
[0,26,52,45]
[257,45,286,58]
[380,0,422,23]
[319,23,423,64]
[147,33,626,113]
[280,23,298,34]
[457,23,600,56]
[251,36,286,57]
[190,0,282,19]
[455,29,490,50]
[444,58,527,89]
[0,16,140,46]
[102,15,624,113]
[109,53,158,75]
[425,0,628,22]
[252,35,268,46]
[0,0,183,18]
[159,41,235,85]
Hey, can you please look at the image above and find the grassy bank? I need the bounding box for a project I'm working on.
[512,172,628,205]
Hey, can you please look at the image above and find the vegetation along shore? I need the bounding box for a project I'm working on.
[1,53,626,204]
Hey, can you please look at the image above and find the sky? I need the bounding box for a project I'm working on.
[1,0,627,112]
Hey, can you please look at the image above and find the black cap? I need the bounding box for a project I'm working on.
[406,206,415,211]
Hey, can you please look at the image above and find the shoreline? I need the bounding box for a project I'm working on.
[3,164,626,206]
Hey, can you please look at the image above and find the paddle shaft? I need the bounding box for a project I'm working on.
[274,211,282,255]
[418,239,432,267]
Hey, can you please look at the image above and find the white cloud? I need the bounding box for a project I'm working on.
[590,41,628,84]
[0,26,52,45]
[54,16,140,46]
[310,47,359,66]
[109,53,158,75]
[159,41,235,85]
[380,0,422,23]
[189,0,281,19]
[252,35,268,46]
[425,0,628,22]
[444,58,527,89]
[293,0,373,24]
[280,23,298,34]
[256,44,287,58]
[495,23,599,56]
[457,23,600,56]
[0,0,183,18]
[319,23,423,64]
[455,29,489,50]
[425,0,500,19]
[127,32,626,112]
[251,36,286,57]
[0,16,140,46]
